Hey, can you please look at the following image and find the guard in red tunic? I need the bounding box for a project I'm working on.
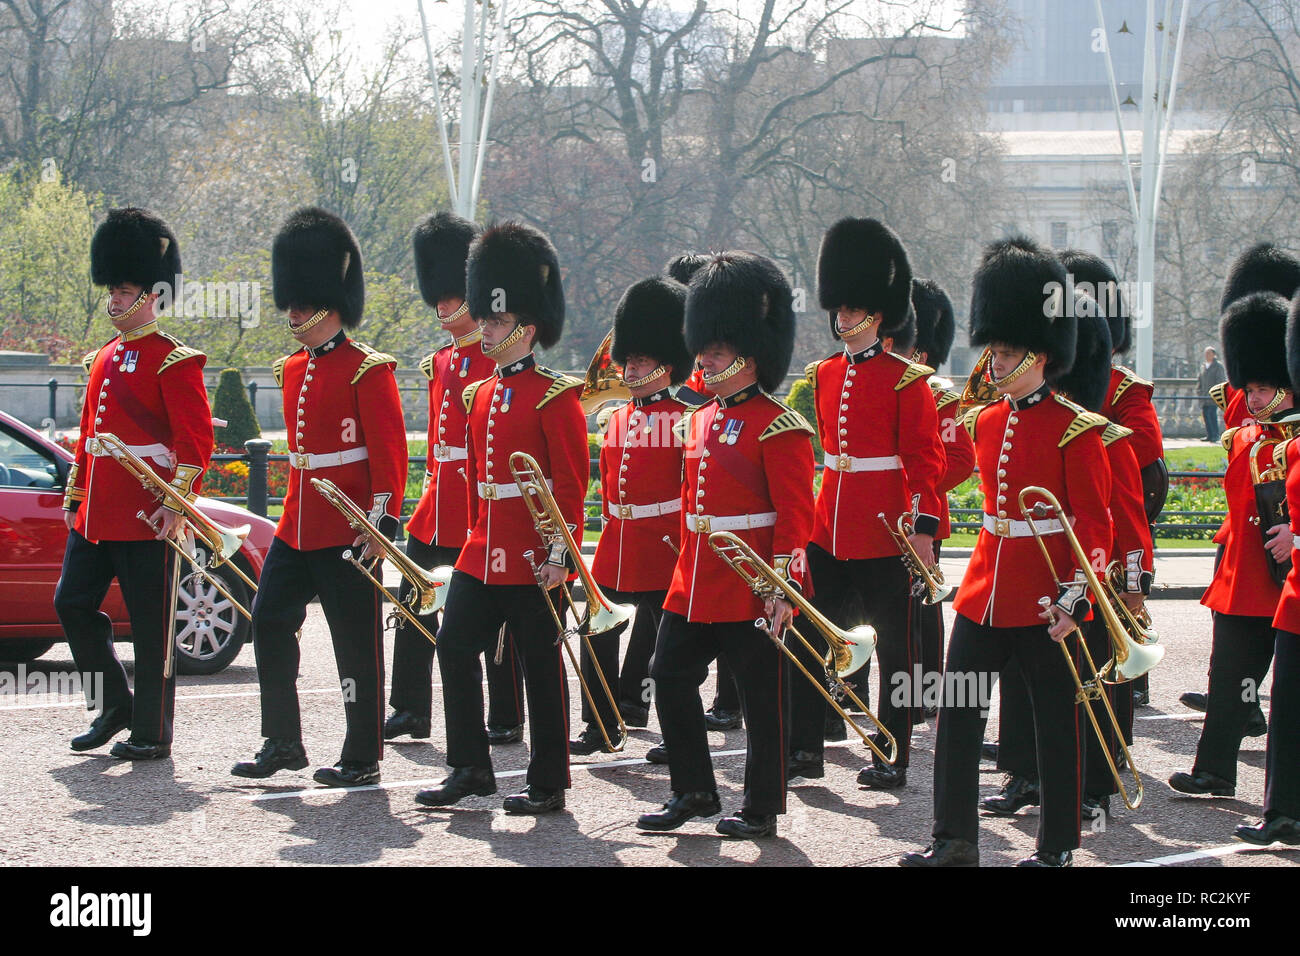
[572,276,695,754]
[635,252,815,839]
[385,212,525,745]
[231,207,408,787]
[891,278,973,713]
[1169,247,1299,800]
[415,222,589,815]
[788,219,945,789]
[985,305,1153,824]
[56,208,213,760]
[901,237,1111,868]
[1237,298,1300,847]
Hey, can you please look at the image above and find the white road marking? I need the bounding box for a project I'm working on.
[1137,713,1204,721]
[1117,842,1294,866]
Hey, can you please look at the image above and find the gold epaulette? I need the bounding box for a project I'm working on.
[1111,365,1153,404]
[803,360,821,385]
[934,388,960,412]
[462,379,487,414]
[1057,400,1110,447]
[349,342,397,385]
[272,356,288,388]
[962,404,982,441]
[890,354,935,391]
[158,345,205,374]
[760,406,814,441]
[81,348,99,374]
[1209,381,1230,413]
[418,352,437,381]
[1221,426,1241,452]
[535,366,583,409]
[1101,422,1134,447]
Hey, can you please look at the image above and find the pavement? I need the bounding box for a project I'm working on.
[3,596,1295,870]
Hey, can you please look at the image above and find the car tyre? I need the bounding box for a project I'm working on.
[173,547,252,676]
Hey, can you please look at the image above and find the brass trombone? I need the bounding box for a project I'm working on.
[707,531,898,765]
[1019,485,1164,810]
[879,512,951,605]
[310,478,452,646]
[510,451,630,752]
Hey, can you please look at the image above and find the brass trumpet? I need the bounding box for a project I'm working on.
[707,531,898,766]
[510,451,630,753]
[1019,485,1164,810]
[309,478,451,646]
[879,512,951,605]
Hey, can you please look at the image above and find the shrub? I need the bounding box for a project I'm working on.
[212,368,261,449]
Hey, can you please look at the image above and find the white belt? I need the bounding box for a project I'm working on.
[479,478,551,501]
[823,452,903,473]
[289,447,369,470]
[431,444,468,462]
[983,514,1066,538]
[686,511,778,534]
[86,437,171,470]
[607,498,682,521]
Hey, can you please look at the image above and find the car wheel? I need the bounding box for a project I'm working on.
[0,639,56,663]
[173,548,251,676]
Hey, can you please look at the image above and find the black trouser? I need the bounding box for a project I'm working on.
[712,654,741,712]
[389,536,525,728]
[997,617,1120,799]
[652,611,789,815]
[250,538,384,763]
[933,614,1084,854]
[55,532,178,746]
[1194,612,1275,785]
[436,571,571,791]
[578,587,666,728]
[917,541,947,715]
[791,544,914,766]
[1266,630,1300,820]
[1203,403,1222,441]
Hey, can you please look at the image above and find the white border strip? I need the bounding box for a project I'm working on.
[1117,842,1289,867]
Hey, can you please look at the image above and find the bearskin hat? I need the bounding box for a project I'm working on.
[412,211,480,307]
[969,236,1075,381]
[611,276,691,385]
[1288,294,1300,397]
[1058,249,1129,355]
[663,252,710,285]
[684,252,795,394]
[910,278,956,367]
[272,207,365,327]
[1221,243,1300,312]
[891,304,919,356]
[1221,292,1291,390]
[1054,304,1113,412]
[466,221,565,348]
[816,217,913,338]
[90,208,182,294]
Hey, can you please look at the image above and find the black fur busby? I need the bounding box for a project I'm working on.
[90,208,182,293]
[1054,305,1113,412]
[1221,292,1291,390]
[969,236,1075,381]
[1058,249,1129,355]
[412,211,480,306]
[910,278,956,367]
[684,252,795,394]
[611,277,691,385]
[272,207,365,327]
[891,304,918,356]
[663,253,710,285]
[816,217,913,338]
[1288,294,1300,396]
[466,221,565,348]
[1221,243,1300,312]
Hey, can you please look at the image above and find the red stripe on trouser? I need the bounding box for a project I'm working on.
[159,547,172,743]
[777,646,786,812]
[559,641,571,787]
[372,582,383,760]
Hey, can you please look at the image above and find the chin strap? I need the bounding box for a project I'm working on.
[703,356,746,387]
[624,364,667,388]
[1258,388,1289,420]
[836,312,876,339]
[988,350,1038,390]
[484,322,528,358]
[107,290,149,320]
[439,302,469,325]
[287,308,330,337]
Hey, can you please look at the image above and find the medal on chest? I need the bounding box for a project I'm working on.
[122,350,140,374]
[458,356,470,378]
[721,418,743,445]
[500,387,513,414]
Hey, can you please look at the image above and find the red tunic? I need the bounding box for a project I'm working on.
[65,321,213,543]
[1272,439,1300,633]
[456,356,589,586]
[405,330,495,548]
[1202,422,1285,617]
[664,387,815,623]
[1102,366,1163,469]
[1212,382,1250,431]
[952,388,1112,628]
[933,383,976,540]
[591,392,690,593]
[807,347,945,559]
[273,335,408,550]
[1104,426,1154,593]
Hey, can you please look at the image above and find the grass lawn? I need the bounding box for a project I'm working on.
[1164,445,1227,472]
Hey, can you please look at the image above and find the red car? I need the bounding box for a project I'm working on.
[0,410,275,674]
